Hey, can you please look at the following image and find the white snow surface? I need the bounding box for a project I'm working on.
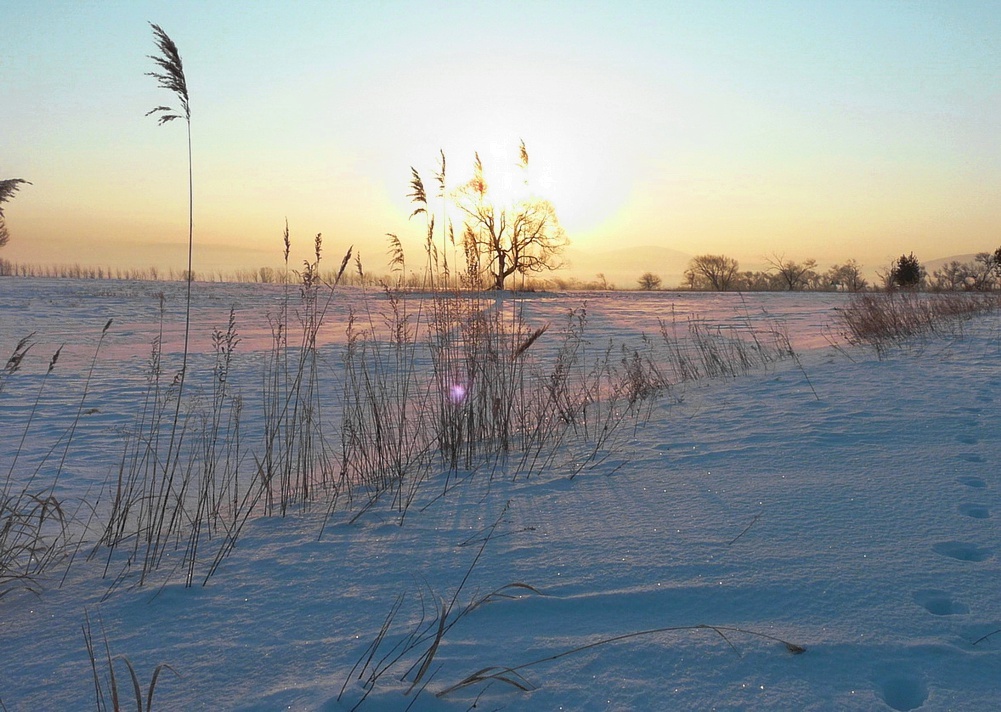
[1,279,999,711]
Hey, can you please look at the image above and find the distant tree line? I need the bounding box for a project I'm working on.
[637,249,1001,293]
[677,253,868,292]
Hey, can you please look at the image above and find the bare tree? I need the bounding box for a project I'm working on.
[0,178,31,249]
[930,260,974,291]
[454,142,568,290]
[973,249,1001,290]
[637,272,662,290]
[684,254,740,291]
[824,260,867,292]
[928,250,1001,292]
[766,254,817,291]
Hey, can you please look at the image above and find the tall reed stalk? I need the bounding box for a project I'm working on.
[144,22,194,580]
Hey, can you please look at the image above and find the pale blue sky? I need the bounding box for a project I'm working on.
[2,1,999,275]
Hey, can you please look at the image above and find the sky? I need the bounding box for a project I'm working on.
[2,0,999,278]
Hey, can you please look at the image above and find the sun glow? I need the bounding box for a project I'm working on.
[355,53,644,249]
[398,134,632,248]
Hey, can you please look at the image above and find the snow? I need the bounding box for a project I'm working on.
[1,278,999,711]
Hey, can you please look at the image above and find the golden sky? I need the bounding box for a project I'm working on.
[2,1,999,278]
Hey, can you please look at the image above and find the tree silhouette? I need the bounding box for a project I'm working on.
[454,142,568,290]
[890,253,922,289]
[685,254,740,291]
[825,260,867,292]
[766,254,818,291]
[0,178,31,249]
[637,272,662,290]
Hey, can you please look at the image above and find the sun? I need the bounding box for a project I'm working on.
[401,133,631,244]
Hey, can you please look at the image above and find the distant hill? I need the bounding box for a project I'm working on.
[923,254,980,274]
[559,245,693,289]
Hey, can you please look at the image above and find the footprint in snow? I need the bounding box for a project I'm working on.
[957,503,991,519]
[957,476,987,489]
[913,589,969,616]
[880,675,928,711]
[932,541,993,562]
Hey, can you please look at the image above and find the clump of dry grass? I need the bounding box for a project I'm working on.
[656,309,793,383]
[92,225,356,591]
[838,291,1001,356]
[2,325,111,598]
[92,300,260,590]
[335,210,650,523]
[259,226,349,517]
[1,491,69,599]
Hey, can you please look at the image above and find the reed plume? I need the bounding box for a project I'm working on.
[145,24,190,125]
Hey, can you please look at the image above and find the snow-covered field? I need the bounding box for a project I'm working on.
[1,278,999,711]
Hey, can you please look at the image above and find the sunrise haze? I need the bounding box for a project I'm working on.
[2,1,999,283]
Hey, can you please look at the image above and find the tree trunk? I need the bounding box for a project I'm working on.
[494,252,506,290]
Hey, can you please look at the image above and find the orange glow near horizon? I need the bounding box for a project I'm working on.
[3,3,1000,285]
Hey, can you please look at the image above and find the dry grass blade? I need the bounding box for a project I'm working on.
[513,324,548,360]
[141,20,197,585]
[116,656,144,711]
[334,245,353,286]
[437,666,536,696]
[438,622,805,698]
[727,511,762,546]
[468,582,546,612]
[146,663,180,711]
[972,628,1001,647]
[407,600,447,692]
[83,611,107,711]
[338,592,406,702]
